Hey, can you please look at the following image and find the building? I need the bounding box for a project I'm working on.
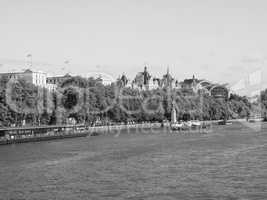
[45,73,73,91]
[46,73,72,85]
[179,75,229,99]
[180,75,199,92]
[46,83,57,91]
[97,74,114,86]
[0,69,47,88]
[208,84,229,100]
[131,67,181,90]
[132,66,152,90]
[117,73,129,88]
[161,68,175,88]
[85,72,115,86]
[153,68,180,89]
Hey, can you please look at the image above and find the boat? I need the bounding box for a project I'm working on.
[191,120,201,129]
[248,118,263,123]
[169,103,206,131]
[184,121,192,127]
[218,120,233,125]
[170,122,183,130]
[0,125,89,145]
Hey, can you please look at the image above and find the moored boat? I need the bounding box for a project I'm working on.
[170,122,183,130]
[0,125,89,145]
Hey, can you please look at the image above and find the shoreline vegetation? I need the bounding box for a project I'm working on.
[0,76,266,127]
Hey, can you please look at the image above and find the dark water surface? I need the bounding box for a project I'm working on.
[0,123,267,200]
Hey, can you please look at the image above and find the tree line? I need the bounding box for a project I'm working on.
[0,76,266,127]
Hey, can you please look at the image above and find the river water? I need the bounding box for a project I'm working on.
[0,122,266,200]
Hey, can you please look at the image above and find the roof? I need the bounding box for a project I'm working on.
[0,69,46,75]
[64,73,72,77]
[206,84,228,91]
[24,69,33,73]
[183,79,195,84]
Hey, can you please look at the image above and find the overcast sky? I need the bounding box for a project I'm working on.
[0,0,266,94]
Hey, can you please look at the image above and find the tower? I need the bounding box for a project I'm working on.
[143,66,151,89]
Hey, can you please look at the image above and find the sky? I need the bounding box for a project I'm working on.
[0,0,267,94]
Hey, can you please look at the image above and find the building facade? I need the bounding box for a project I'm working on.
[132,66,152,90]
[209,85,229,100]
[0,69,47,88]
[46,73,72,85]
[179,75,199,93]
[152,68,180,89]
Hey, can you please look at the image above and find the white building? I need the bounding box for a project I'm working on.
[46,83,57,91]
[85,72,115,86]
[0,69,47,88]
[0,69,60,92]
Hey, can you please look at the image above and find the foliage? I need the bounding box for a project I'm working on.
[0,75,266,127]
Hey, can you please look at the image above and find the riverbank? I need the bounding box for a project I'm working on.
[0,132,88,145]
[88,122,162,133]
[0,123,162,145]
[0,119,258,145]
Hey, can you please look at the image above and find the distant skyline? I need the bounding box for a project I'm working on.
[1,0,267,94]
